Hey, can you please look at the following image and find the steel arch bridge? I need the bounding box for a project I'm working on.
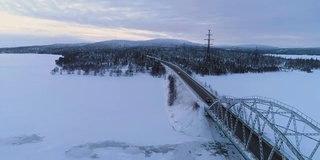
[206,95,320,160]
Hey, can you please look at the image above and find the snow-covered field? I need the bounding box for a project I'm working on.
[0,54,237,160]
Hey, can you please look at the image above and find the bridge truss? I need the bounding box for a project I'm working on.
[208,96,320,160]
[155,58,320,160]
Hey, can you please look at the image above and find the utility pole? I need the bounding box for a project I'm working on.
[204,29,213,61]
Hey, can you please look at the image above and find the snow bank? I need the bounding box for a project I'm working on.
[164,73,213,139]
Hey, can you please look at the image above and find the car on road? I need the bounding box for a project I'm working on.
[205,98,212,104]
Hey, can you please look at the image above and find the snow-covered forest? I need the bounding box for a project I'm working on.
[2,39,319,76]
[52,45,320,76]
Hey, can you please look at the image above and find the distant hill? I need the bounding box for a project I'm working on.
[1,39,319,55]
[0,39,202,54]
[87,39,201,48]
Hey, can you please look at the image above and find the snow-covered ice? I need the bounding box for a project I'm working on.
[3,53,319,159]
[267,54,320,60]
[0,54,235,160]
[196,70,320,123]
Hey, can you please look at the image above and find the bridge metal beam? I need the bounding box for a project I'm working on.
[239,102,305,160]
[221,96,320,160]
[204,107,257,160]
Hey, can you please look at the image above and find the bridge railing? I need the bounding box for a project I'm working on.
[222,95,320,130]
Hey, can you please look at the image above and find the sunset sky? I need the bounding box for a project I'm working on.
[1,0,319,47]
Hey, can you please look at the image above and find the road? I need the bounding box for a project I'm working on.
[160,60,285,160]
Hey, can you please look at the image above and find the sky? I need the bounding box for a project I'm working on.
[0,0,319,48]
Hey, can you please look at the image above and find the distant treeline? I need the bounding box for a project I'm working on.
[1,43,320,56]
[52,47,166,77]
[50,45,320,77]
[158,48,320,75]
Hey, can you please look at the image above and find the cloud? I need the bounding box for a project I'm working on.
[0,0,319,47]
[0,0,161,27]
[0,0,219,34]
[0,0,222,45]
[0,11,169,42]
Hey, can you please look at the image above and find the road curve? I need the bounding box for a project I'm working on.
[159,59,285,160]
